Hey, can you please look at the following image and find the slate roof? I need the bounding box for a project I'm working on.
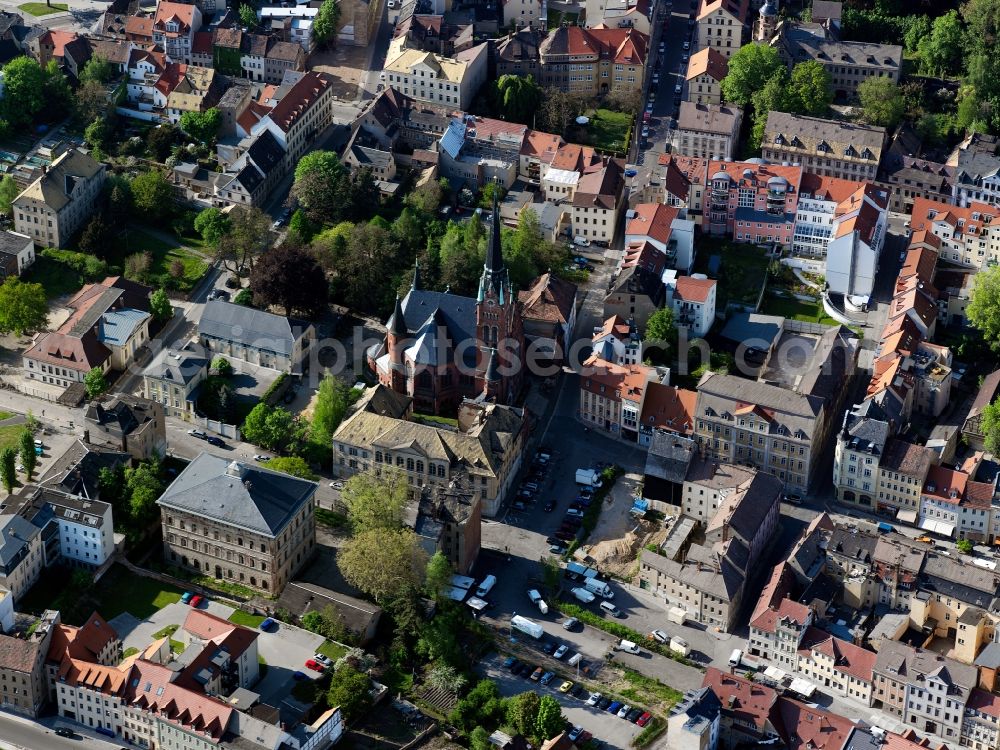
[0,513,41,567]
[199,300,309,357]
[156,453,317,537]
[143,347,207,386]
[99,308,150,347]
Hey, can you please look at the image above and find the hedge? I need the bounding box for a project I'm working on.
[261,372,289,405]
[632,716,665,748]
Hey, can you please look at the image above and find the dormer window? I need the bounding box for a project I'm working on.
[166,20,178,32]
[774,134,785,145]
[860,148,873,160]
[817,141,830,154]
[790,136,803,148]
[844,145,857,157]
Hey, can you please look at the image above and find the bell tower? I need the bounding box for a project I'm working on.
[386,294,408,394]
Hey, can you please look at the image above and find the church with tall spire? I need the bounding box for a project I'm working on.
[367,192,524,414]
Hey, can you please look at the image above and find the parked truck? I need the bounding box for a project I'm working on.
[566,561,598,579]
[575,469,603,488]
[571,587,596,604]
[527,589,549,614]
[667,606,688,625]
[583,577,613,598]
[670,636,690,657]
[511,615,544,639]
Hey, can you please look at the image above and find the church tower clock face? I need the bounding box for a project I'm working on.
[488,300,495,307]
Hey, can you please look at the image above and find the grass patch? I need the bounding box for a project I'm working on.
[412,413,458,428]
[19,2,69,15]
[569,109,632,155]
[316,508,350,529]
[383,665,414,696]
[760,295,839,326]
[317,640,349,662]
[152,624,179,639]
[110,227,209,293]
[632,716,665,748]
[621,668,682,709]
[162,565,263,600]
[169,639,186,654]
[228,610,266,628]
[692,237,769,308]
[22,254,86,299]
[0,411,13,421]
[0,425,26,454]
[122,647,139,659]
[87,564,184,621]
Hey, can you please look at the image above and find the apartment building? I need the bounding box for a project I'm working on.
[877,125,954,215]
[251,71,335,168]
[332,386,528,518]
[502,0,546,30]
[763,113,886,182]
[84,395,167,461]
[875,438,935,517]
[795,627,876,705]
[570,160,625,245]
[383,43,488,109]
[909,197,1000,270]
[0,514,46,600]
[0,231,34,279]
[775,22,902,101]
[625,202,695,273]
[667,688,721,750]
[579,357,655,441]
[537,26,648,97]
[952,132,1000,208]
[685,47,727,106]
[873,640,976,742]
[833,400,889,506]
[670,103,742,160]
[665,273,717,338]
[604,240,665,330]
[13,148,107,248]
[584,0,652,35]
[694,325,857,491]
[696,0,748,59]
[518,272,578,366]
[0,611,54,717]
[825,183,888,299]
[964,689,1000,750]
[141,347,208,420]
[157,453,317,595]
[703,160,802,247]
[11,486,116,571]
[592,315,642,366]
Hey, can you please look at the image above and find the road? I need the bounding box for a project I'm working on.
[0,712,124,750]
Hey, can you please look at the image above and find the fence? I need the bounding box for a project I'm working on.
[191,416,242,441]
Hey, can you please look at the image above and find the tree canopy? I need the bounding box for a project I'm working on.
[249,244,328,317]
[857,77,906,128]
[84,368,109,398]
[312,0,342,46]
[788,60,833,117]
[967,265,1000,349]
[720,44,785,106]
[180,108,222,143]
[130,170,175,220]
[337,527,428,602]
[149,289,173,323]
[0,277,47,335]
[496,74,543,125]
[342,467,410,533]
[194,208,232,246]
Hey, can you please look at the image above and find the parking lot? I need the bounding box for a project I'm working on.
[480,653,645,750]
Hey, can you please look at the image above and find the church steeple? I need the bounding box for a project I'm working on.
[478,186,509,303]
[411,259,421,291]
[388,295,407,337]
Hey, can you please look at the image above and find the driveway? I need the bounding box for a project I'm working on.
[117,599,237,652]
[481,653,644,750]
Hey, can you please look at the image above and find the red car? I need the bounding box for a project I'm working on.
[304,659,325,672]
[636,712,652,727]
[189,595,204,607]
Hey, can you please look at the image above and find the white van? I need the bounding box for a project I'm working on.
[615,639,640,654]
[600,601,621,617]
[729,649,743,668]
[475,575,496,598]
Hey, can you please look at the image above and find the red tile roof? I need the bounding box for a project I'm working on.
[675,275,716,304]
[521,129,563,161]
[125,15,153,38]
[41,30,78,59]
[638,382,695,434]
[125,659,233,741]
[47,613,118,665]
[581,359,651,401]
[518,272,577,325]
[685,46,727,82]
[910,196,999,243]
[750,595,811,633]
[900,245,937,285]
[797,626,876,682]
[267,71,331,134]
[799,173,864,205]
[703,667,779,732]
[777,698,856,750]
[626,203,678,245]
[593,314,631,343]
[192,30,212,55]
[749,562,797,625]
[968,689,1000,718]
[923,464,969,504]
[154,1,197,32]
[548,142,601,172]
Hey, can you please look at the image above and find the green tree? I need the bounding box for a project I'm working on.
[788,61,832,116]
[0,447,15,494]
[78,214,110,256]
[149,288,173,323]
[0,277,47,335]
[311,372,350,453]
[424,551,453,600]
[342,467,410,533]
[470,727,492,750]
[43,60,72,116]
[1,57,47,128]
[18,430,36,481]
[0,175,18,216]
[981,400,1000,455]
[720,43,784,106]
[337,527,428,602]
[97,464,126,508]
[962,0,1000,132]
[749,70,791,151]
[79,55,113,84]
[238,3,257,27]
[426,663,467,694]
[496,74,543,125]
[241,403,298,450]
[194,208,232,247]
[84,118,108,152]
[405,177,444,215]
[84,367,108,398]
[535,695,565,741]
[211,356,233,377]
[264,456,319,480]
[449,679,505,732]
[215,206,273,278]
[540,555,561,590]
[179,108,222,143]
[295,150,343,183]
[967,265,1000,350]
[130,170,175,220]
[312,0,342,47]
[327,664,372,721]
[506,691,541,737]
[957,538,975,554]
[904,15,933,52]
[919,10,966,77]
[857,77,905,128]
[125,461,164,527]
[233,288,252,306]
[248,243,328,316]
[478,182,506,210]
[146,123,180,162]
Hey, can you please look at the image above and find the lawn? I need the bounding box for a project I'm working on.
[22,254,86,299]
[0,411,12,421]
[110,227,209,294]
[19,2,69,15]
[0,424,26,454]
[317,640,348,662]
[569,109,632,156]
[86,564,184,621]
[228,610,266,628]
[412,413,458,428]
[315,508,349,529]
[761,295,839,326]
[692,237,770,308]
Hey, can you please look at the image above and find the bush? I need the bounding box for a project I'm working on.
[261,372,288,405]
[41,248,108,280]
[632,716,665,748]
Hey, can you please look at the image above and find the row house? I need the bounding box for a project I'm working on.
[952,132,1000,209]
[393,14,477,57]
[670,102,742,161]
[663,271,717,338]
[152,0,202,63]
[579,356,657,441]
[964,370,1000,452]
[638,381,696,447]
[909,196,1000,270]
[684,46,727,106]
[583,0,652,35]
[703,160,802,248]
[918,460,998,543]
[250,71,334,169]
[536,25,648,98]
[964,689,1000,750]
[875,438,936,519]
[877,124,954,215]
[571,159,626,245]
[696,0,748,59]
[592,315,642,366]
[382,42,488,109]
[833,399,889,506]
[763,112,886,183]
[795,627,876,706]
[604,239,665,331]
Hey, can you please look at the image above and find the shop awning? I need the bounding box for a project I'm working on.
[896,509,918,524]
[918,518,956,537]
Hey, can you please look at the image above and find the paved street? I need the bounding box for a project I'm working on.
[0,711,125,750]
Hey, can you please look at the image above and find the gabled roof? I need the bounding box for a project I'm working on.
[675,275,716,304]
[518,272,577,325]
[156,453,317,537]
[154,0,197,32]
[265,71,330,133]
[685,46,727,82]
[797,626,876,682]
[572,160,624,210]
[199,300,308,356]
[125,14,153,37]
[639,382,695,434]
[626,203,678,245]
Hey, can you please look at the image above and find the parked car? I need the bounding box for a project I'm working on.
[627,708,643,722]
[206,436,225,447]
[586,692,602,707]
[541,641,557,655]
[553,645,568,659]
[607,701,623,715]
[543,501,555,512]
[189,595,203,607]
[292,671,307,681]
[259,617,276,631]
[540,671,555,686]
[530,667,544,681]
[187,429,208,439]
[254,455,270,462]
[55,728,74,738]
[651,629,669,644]
[596,697,612,710]
[617,704,631,719]
[566,508,585,518]
[329,481,344,490]
[304,659,324,672]
[314,654,333,668]
[180,592,194,604]
[568,727,584,742]
[636,712,652,727]
[562,617,580,630]
[559,680,574,693]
